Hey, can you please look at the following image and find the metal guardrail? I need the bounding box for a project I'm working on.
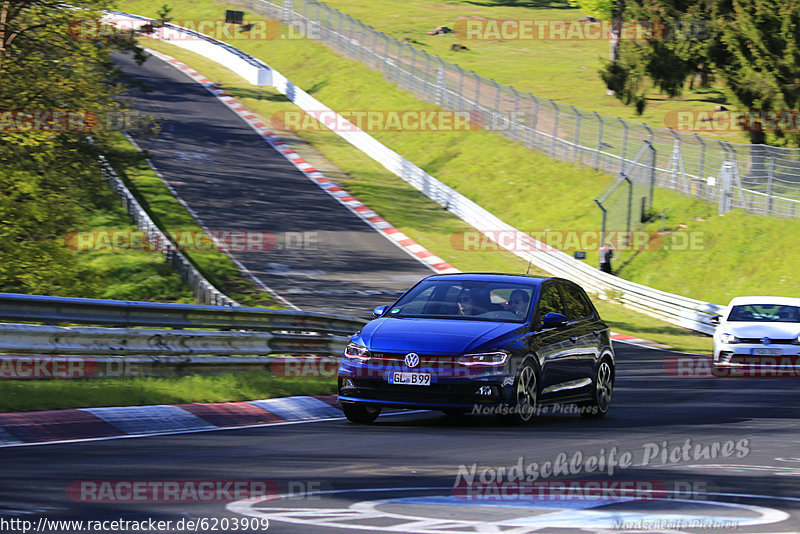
[0,292,366,358]
[0,292,365,335]
[0,354,340,378]
[97,155,237,306]
[0,323,345,355]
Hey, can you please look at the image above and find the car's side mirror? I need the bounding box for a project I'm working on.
[710,315,721,326]
[372,305,389,317]
[542,312,568,328]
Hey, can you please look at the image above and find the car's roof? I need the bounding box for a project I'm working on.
[424,272,552,286]
[727,296,800,307]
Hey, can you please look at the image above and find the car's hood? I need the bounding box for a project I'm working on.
[721,321,800,339]
[358,317,522,354]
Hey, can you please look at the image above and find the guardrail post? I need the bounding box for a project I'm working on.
[718,161,733,215]
[510,87,519,139]
[571,106,581,161]
[593,111,603,170]
[618,117,628,173]
[493,78,501,131]
[767,156,775,214]
[529,93,539,148]
[435,59,445,107]
[550,100,559,156]
[473,72,481,118]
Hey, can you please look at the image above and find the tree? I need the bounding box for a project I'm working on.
[0,0,147,295]
[601,0,800,146]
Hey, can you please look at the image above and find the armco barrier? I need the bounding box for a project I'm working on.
[103,11,271,85]
[106,12,725,334]
[0,292,364,336]
[0,293,365,360]
[0,323,344,356]
[97,154,236,306]
[0,354,337,378]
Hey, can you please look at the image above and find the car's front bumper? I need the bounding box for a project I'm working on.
[715,344,800,364]
[337,375,508,410]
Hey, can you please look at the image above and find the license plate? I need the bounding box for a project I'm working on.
[752,348,783,356]
[388,372,431,386]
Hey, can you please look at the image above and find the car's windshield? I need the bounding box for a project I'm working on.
[727,304,800,322]
[386,279,536,322]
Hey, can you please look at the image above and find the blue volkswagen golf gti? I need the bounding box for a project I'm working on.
[338,273,615,424]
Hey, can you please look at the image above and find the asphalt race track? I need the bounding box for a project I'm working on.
[1,343,799,533]
[112,51,432,317]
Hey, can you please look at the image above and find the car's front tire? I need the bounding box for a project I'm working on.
[342,403,381,424]
[579,358,614,418]
[500,360,539,425]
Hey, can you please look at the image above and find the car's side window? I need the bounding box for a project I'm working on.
[559,284,594,321]
[535,284,564,324]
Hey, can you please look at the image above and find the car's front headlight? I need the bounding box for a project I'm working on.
[793,334,800,345]
[720,333,742,344]
[343,343,372,362]
[458,350,509,366]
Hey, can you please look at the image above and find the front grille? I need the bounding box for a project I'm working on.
[369,352,459,365]
[737,338,796,345]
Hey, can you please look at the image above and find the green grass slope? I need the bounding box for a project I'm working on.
[114,0,800,308]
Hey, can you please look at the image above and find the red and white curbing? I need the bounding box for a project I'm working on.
[0,395,346,448]
[147,48,459,275]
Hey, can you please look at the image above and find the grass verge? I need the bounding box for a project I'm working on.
[0,372,336,412]
[317,0,743,143]
[72,167,196,303]
[104,131,280,307]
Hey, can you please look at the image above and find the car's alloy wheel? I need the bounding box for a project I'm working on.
[342,404,381,424]
[580,359,613,418]
[501,361,538,424]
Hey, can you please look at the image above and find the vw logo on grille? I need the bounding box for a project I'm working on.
[762,337,771,345]
[404,353,420,368]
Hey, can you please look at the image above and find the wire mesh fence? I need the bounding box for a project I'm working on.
[236,0,800,218]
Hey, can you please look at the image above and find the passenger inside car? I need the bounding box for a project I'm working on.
[508,289,530,319]
[457,289,475,316]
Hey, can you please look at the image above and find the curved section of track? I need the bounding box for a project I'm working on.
[113,51,432,317]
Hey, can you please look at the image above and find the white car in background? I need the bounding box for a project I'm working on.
[712,296,800,366]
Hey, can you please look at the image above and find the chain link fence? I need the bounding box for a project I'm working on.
[235,0,800,218]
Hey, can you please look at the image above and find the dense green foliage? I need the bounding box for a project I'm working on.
[604,0,800,146]
[0,0,144,295]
